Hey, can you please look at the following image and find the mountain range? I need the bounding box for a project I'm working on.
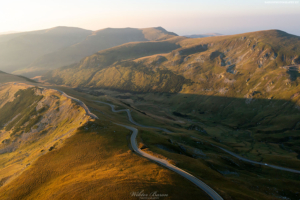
[184,33,223,38]
[1,26,300,200]
[0,26,177,77]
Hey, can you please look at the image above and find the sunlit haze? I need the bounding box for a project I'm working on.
[1,0,299,35]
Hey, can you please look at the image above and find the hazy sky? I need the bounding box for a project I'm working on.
[1,0,299,35]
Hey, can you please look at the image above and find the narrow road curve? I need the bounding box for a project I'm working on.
[95,101,223,200]
[38,86,98,119]
[212,145,300,174]
[95,101,171,132]
[54,89,99,119]
[96,101,300,174]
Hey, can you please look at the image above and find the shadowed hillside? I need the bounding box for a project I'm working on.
[44,30,300,129]
[43,87,300,200]
[43,29,300,171]
[123,92,300,159]
[2,29,300,199]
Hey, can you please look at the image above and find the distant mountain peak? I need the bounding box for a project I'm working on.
[184,33,223,38]
[141,27,178,41]
[154,26,168,31]
[45,26,92,33]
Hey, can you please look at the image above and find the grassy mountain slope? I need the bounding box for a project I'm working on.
[0,83,90,189]
[45,29,300,96]
[44,30,300,161]
[28,27,178,76]
[0,119,208,200]
[0,27,177,77]
[44,38,184,89]
[0,84,209,200]
[42,87,300,200]
[141,27,178,41]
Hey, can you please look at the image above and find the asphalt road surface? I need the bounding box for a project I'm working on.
[96,100,224,200]
[212,144,300,174]
[54,89,98,119]
[96,101,300,174]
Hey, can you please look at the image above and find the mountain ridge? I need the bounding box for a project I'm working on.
[0,26,178,77]
[43,29,300,138]
[44,29,300,95]
[184,33,223,38]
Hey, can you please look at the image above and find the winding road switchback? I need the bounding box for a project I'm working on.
[49,94,300,199]
[212,145,300,174]
[95,101,171,133]
[96,101,300,174]
[96,100,224,200]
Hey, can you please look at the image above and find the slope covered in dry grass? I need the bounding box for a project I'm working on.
[0,83,90,188]
[45,30,300,95]
[0,83,211,200]
[41,29,300,199]
[0,118,209,200]
[44,30,300,132]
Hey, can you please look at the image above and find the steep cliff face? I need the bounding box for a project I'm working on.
[0,83,90,187]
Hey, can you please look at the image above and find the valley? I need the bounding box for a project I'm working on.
[43,29,300,172]
[16,83,298,199]
[0,27,300,200]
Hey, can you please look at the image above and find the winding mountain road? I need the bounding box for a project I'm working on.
[95,101,224,200]
[96,100,300,174]
[48,92,300,199]
[95,101,171,132]
[212,145,300,174]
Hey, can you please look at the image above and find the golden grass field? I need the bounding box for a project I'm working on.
[1,78,300,199]
[59,87,300,200]
[0,119,209,200]
[0,83,90,193]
